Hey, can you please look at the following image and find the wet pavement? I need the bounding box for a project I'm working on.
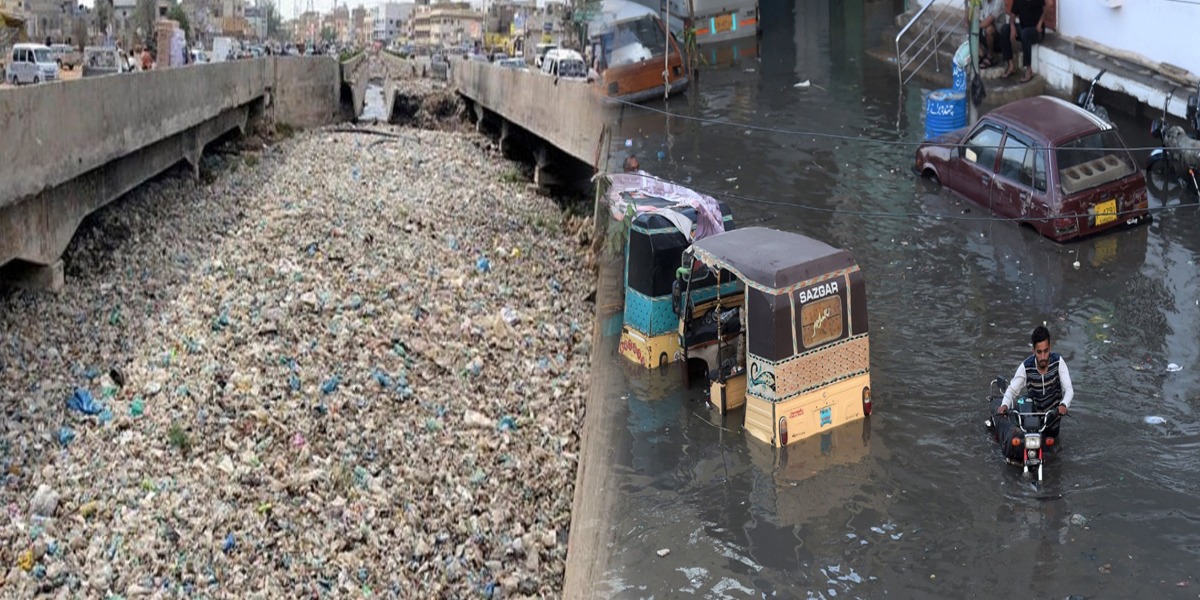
[597,1,1200,597]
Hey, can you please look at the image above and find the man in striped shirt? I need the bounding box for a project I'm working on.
[996,325,1073,438]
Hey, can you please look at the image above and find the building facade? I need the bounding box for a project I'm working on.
[372,1,411,43]
[428,1,480,47]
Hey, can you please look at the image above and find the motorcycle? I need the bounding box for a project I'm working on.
[1147,86,1200,194]
[985,377,1059,482]
[1075,68,1110,124]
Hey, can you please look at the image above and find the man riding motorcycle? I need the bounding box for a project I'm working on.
[996,325,1073,441]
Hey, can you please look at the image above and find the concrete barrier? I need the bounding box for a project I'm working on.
[452,59,612,168]
[272,56,340,128]
[339,53,368,120]
[1,59,270,211]
[0,56,342,287]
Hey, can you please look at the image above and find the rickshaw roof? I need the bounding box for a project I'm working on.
[690,227,855,293]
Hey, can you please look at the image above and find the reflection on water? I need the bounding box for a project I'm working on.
[599,0,1200,597]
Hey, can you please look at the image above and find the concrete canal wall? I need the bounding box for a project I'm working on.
[452,59,613,171]
[0,56,345,289]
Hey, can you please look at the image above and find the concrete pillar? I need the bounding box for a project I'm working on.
[2,260,65,293]
[499,120,519,159]
[473,103,487,133]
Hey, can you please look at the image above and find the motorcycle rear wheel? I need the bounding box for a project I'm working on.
[1146,154,1182,198]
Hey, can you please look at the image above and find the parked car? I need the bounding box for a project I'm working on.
[5,43,58,84]
[49,43,82,70]
[539,48,589,82]
[915,95,1149,242]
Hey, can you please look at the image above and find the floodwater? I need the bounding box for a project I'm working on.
[597,1,1200,598]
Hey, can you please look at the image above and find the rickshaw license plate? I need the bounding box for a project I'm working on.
[1094,199,1117,225]
[714,14,734,32]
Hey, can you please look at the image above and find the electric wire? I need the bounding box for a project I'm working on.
[602,169,1197,224]
[607,95,1200,154]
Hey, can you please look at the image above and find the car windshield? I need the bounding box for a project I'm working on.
[559,59,587,78]
[600,16,668,68]
[34,48,52,62]
[1054,130,1136,195]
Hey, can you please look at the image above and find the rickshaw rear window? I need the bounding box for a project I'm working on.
[800,296,843,348]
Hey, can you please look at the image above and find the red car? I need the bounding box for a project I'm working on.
[915,96,1149,242]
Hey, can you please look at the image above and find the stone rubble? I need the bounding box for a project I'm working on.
[0,103,596,597]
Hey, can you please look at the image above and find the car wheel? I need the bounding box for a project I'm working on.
[33,76,39,84]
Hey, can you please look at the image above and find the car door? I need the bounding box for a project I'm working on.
[17,48,32,82]
[947,122,1004,209]
[991,130,1049,221]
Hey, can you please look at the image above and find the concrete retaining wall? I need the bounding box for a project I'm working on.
[0,60,270,211]
[271,56,341,128]
[453,60,611,167]
[0,56,342,283]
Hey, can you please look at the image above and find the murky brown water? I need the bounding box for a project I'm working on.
[598,1,1200,597]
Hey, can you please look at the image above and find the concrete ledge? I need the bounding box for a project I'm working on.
[453,60,613,167]
[340,53,369,120]
[0,60,270,211]
[0,104,250,269]
[563,250,625,600]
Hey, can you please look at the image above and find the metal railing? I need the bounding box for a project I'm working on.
[895,0,961,87]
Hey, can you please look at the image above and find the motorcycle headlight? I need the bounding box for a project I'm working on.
[1025,435,1041,450]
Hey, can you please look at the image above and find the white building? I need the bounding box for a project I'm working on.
[372,1,411,43]
[924,0,1200,119]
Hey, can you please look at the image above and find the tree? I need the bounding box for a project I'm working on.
[72,15,87,47]
[167,3,190,43]
[95,0,113,39]
[564,0,600,50]
[320,25,335,43]
[134,0,157,45]
[262,0,282,39]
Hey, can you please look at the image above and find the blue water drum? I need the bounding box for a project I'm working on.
[925,88,968,140]
[952,62,967,92]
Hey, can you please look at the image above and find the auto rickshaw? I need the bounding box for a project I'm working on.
[674,227,872,447]
[617,193,737,369]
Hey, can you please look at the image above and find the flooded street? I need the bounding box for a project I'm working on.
[599,1,1200,597]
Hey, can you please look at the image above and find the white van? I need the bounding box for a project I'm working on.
[539,48,589,82]
[6,43,59,85]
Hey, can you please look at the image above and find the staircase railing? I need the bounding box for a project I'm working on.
[895,0,961,87]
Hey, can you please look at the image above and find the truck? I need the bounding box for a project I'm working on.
[49,43,82,69]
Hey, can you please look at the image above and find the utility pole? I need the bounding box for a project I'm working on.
[967,0,979,127]
[663,0,669,101]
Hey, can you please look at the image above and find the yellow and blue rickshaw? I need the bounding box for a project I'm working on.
[617,193,738,369]
[675,227,873,446]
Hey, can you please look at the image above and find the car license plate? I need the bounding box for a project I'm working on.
[714,14,734,33]
[1094,199,1117,225]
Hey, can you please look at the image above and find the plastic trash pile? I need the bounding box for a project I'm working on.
[0,112,595,597]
